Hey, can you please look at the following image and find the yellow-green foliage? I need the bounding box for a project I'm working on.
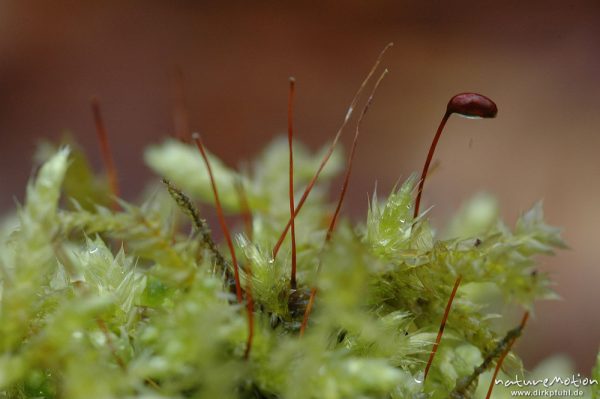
[0,138,571,399]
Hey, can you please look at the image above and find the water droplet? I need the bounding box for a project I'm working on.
[414,371,424,385]
[458,114,484,120]
[89,247,99,254]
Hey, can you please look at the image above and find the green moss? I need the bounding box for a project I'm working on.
[0,137,577,399]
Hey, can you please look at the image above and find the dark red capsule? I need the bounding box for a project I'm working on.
[447,93,498,119]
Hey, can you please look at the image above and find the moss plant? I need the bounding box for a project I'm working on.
[0,57,587,398]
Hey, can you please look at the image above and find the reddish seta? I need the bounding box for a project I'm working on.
[192,134,254,359]
[91,97,120,209]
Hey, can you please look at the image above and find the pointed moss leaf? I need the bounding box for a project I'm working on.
[22,146,70,242]
[0,148,70,354]
[36,139,112,209]
[366,176,420,259]
[73,236,146,324]
[515,201,566,254]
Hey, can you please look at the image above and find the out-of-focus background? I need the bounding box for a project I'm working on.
[1,1,598,372]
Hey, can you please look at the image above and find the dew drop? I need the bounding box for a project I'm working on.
[414,371,424,385]
[458,114,484,120]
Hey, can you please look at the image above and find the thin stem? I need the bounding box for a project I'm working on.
[326,69,388,241]
[272,42,393,259]
[91,97,120,206]
[243,264,255,360]
[192,134,243,304]
[299,69,388,336]
[414,111,450,218]
[288,77,298,289]
[423,275,462,381]
[299,287,317,337]
[485,312,530,399]
[191,141,253,353]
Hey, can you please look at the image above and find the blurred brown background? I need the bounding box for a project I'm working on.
[1,1,598,372]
